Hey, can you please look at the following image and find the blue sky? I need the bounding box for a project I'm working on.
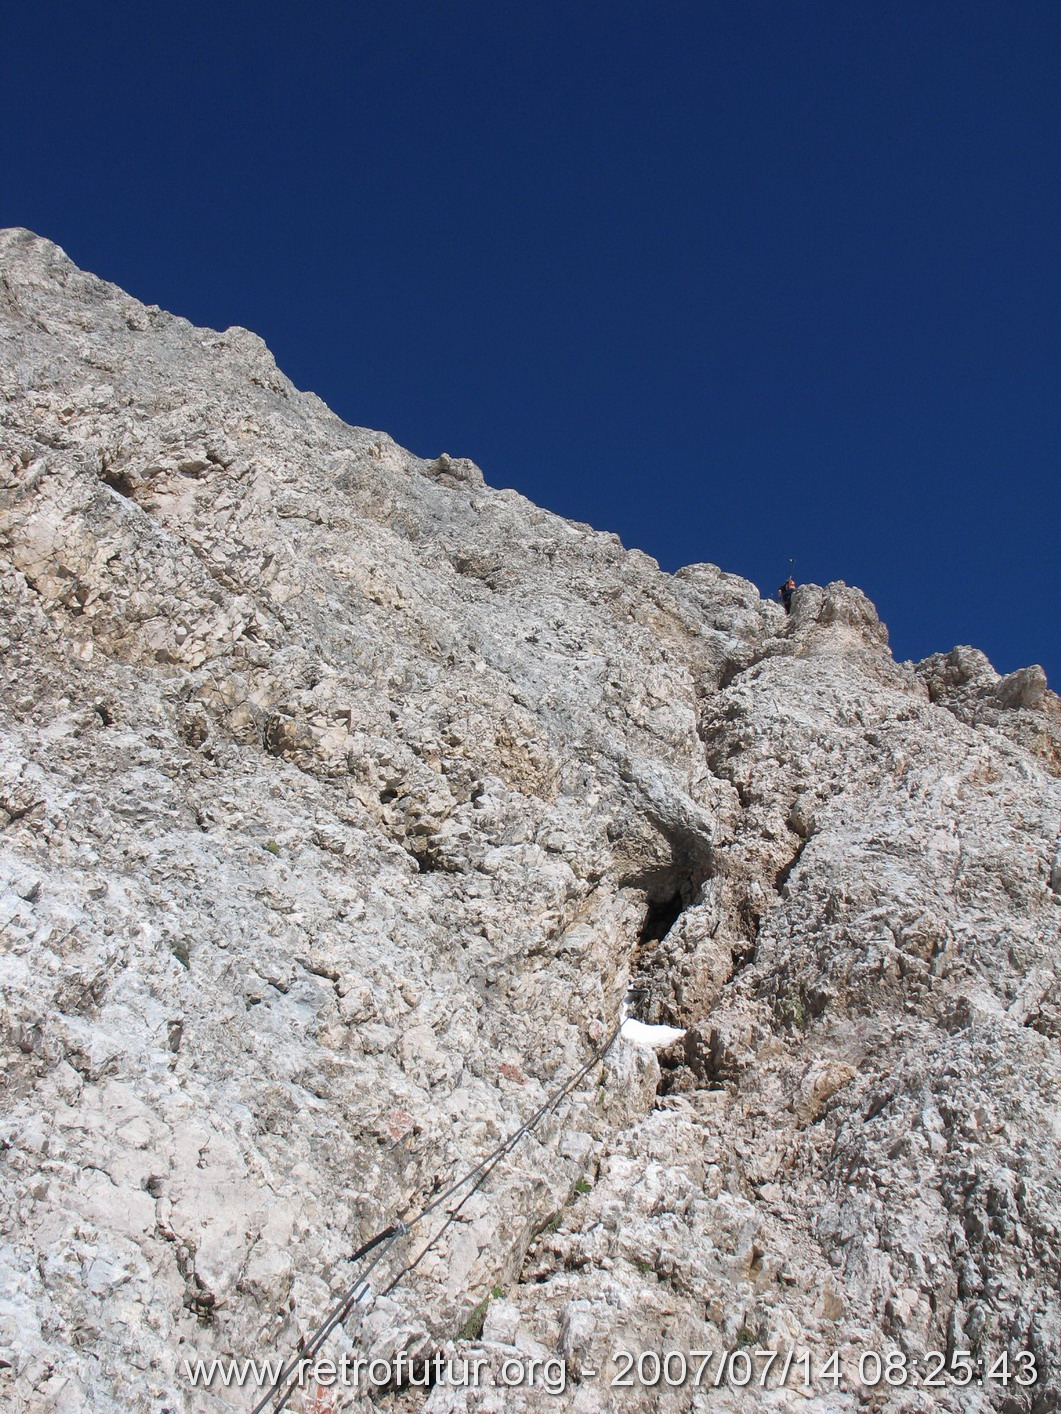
[6,0,1059,680]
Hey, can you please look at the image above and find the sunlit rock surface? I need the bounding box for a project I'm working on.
[2,228,1061,1412]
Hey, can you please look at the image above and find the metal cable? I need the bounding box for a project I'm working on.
[248,1229,405,1414]
[384,1019,623,1294]
[253,1018,623,1413]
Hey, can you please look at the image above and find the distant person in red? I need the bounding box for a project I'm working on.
[778,576,796,613]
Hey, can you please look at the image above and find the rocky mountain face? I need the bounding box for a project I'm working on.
[2,228,1061,1414]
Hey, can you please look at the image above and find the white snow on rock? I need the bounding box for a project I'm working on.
[620,1017,686,1049]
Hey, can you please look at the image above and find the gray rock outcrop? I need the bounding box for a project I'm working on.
[2,228,1061,1412]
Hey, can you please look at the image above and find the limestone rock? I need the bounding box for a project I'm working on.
[2,229,1061,1412]
[917,647,1061,772]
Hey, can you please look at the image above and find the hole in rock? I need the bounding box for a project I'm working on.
[637,889,685,947]
[621,819,715,1039]
[627,861,712,1033]
[627,847,712,950]
[99,463,137,499]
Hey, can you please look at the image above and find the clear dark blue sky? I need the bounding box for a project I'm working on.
[6,0,1059,679]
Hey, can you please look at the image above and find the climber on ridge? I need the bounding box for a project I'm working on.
[778,576,796,614]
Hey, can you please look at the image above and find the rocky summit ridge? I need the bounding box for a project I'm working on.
[2,227,1061,1413]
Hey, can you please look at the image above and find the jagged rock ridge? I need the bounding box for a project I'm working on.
[2,227,1061,1412]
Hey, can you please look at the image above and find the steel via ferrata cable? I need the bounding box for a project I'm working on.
[253,1018,623,1414]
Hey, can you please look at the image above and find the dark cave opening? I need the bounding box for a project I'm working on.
[628,866,710,1029]
[637,888,686,947]
[99,463,137,499]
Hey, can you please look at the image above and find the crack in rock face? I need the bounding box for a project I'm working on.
[2,227,1061,1412]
